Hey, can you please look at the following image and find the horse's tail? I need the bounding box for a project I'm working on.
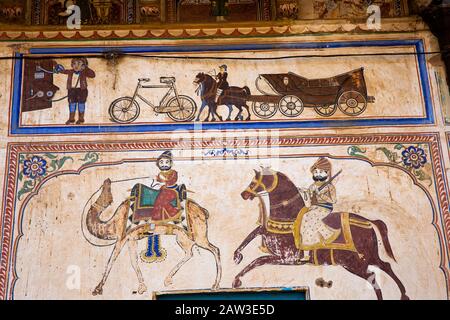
[371,219,397,262]
[243,86,251,96]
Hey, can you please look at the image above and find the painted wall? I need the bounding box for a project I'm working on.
[0,17,450,300]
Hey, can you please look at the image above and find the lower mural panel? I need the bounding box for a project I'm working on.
[0,133,449,300]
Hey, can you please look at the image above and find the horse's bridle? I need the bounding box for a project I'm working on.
[195,75,216,99]
[245,172,302,210]
[245,172,279,195]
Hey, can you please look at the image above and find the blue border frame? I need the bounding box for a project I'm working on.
[10,39,434,135]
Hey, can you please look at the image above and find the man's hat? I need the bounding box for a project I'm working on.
[310,157,332,174]
[71,57,88,67]
[157,151,173,162]
[219,64,227,71]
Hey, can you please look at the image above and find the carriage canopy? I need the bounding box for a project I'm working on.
[257,68,366,96]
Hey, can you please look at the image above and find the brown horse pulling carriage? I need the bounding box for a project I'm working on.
[249,67,375,119]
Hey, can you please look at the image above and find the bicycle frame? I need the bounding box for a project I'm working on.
[130,80,181,112]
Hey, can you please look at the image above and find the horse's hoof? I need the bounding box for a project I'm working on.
[138,283,147,295]
[401,294,410,300]
[226,118,231,121]
[218,117,223,122]
[92,286,103,296]
[211,119,216,122]
[212,282,220,290]
[164,277,173,287]
[234,117,239,121]
[246,117,251,121]
[232,278,242,289]
[234,251,243,265]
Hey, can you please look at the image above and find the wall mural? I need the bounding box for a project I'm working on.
[10,39,433,135]
[31,0,139,25]
[0,133,449,300]
[1,0,449,303]
[179,0,263,23]
[0,0,26,24]
[6,0,411,25]
[27,0,269,25]
[299,0,408,19]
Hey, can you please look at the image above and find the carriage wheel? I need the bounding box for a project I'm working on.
[279,95,304,118]
[314,104,337,117]
[252,101,277,119]
[337,91,367,116]
[109,97,140,124]
[167,95,197,122]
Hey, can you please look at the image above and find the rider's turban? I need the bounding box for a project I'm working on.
[310,157,332,175]
[157,151,173,162]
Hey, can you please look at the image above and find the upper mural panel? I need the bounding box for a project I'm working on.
[297,0,409,19]
[17,0,409,25]
[9,39,433,135]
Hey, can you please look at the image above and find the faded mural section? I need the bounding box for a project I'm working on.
[1,14,450,300]
[3,134,449,300]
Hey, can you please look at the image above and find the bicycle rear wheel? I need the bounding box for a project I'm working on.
[167,96,197,122]
[109,97,140,124]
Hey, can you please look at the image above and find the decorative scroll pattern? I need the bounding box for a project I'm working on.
[16,152,100,201]
[348,143,433,186]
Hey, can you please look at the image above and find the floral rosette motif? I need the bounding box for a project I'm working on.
[22,156,47,179]
[401,146,427,169]
[17,152,99,200]
[348,144,432,187]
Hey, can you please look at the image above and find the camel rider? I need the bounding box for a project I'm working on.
[215,64,229,103]
[141,151,182,263]
[298,157,339,262]
[152,151,181,221]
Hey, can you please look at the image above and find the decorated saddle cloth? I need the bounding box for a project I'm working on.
[130,183,185,223]
[292,209,371,252]
[264,209,371,253]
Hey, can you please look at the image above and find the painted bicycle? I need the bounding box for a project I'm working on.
[109,77,197,123]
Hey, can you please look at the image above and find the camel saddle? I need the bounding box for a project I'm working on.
[129,183,186,223]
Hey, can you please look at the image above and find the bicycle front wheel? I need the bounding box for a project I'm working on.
[167,96,197,122]
[109,97,140,124]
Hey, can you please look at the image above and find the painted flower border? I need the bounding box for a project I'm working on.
[0,133,449,300]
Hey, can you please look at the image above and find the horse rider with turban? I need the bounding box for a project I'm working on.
[298,157,339,262]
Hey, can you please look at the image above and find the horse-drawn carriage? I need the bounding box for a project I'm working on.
[249,67,375,119]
